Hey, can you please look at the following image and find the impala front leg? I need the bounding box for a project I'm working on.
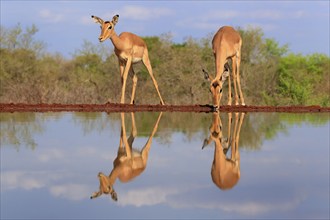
[118,59,125,84]
[121,57,132,104]
[130,68,138,104]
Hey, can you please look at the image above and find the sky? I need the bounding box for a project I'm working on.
[1,1,329,58]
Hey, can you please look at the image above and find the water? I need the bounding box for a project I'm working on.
[1,111,329,219]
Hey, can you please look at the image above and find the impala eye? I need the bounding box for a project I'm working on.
[108,26,112,30]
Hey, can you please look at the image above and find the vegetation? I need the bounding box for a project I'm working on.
[2,111,329,151]
[0,24,329,106]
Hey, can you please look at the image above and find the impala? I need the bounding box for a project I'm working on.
[91,14,165,105]
[203,26,245,107]
[203,112,245,190]
[91,112,163,201]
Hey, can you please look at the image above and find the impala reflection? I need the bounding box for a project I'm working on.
[203,112,245,190]
[91,112,162,201]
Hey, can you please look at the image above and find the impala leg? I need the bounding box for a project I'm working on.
[114,59,125,103]
[231,56,239,105]
[226,62,232,105]
[142,51,165,105]
[120,112,131,158]
[235,112,245,162]
[236,55,245,106]
[118,59,125,84]
[225,112,232,153]
[141,112,163,165]
[90,191,102,199]
[127,112,137,147]
[130,67,138,104]
[121,58,132,104]
[212,52,227,107]
[231,113,239,160]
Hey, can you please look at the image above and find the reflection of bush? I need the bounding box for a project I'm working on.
[0,113,45,150]
[1,112,329,151]
[1,24,329,106]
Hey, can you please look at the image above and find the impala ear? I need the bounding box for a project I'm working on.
[203,69,213,81]
[222,71,229,82]
[224,62,230,72]
[91,15,104,25]
[112,14,119,25]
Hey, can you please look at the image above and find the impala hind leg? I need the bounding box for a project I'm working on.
[236,55,245,105]
[142,51,165,105]
[231,56,239,105]
[224,62,232,105]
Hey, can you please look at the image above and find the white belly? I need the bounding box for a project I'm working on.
[118,55,142,64]
[132,57,142,63]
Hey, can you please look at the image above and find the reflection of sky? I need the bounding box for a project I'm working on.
[1,113,329,219]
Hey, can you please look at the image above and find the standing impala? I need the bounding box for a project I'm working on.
[91,112,163,201]
[91,14,165,105]
[204,26,245,107]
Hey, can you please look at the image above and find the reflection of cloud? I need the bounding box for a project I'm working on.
[38,148,64,162]
[1,171,60,190]
[178,197,306,216]
[119,187,180,207]
[118,184,306,216]
[50,184,90,201]
[1,170,90,201]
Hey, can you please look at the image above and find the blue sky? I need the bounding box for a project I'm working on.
[1,1,329,58]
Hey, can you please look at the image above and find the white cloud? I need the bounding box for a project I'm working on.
[39,9,64,23]
[292,10,307,19]
[176,8,308,32]
[246,10,283,20]
[121,5,172,20]
[101,5,173,21]
[81,15,94,25]
[176,18,220,31]
[205,10,240,20]
[242,23,278,32]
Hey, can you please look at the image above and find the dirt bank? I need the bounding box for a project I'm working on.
[1,103,329,113]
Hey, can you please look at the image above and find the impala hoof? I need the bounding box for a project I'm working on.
[212,105,219,112]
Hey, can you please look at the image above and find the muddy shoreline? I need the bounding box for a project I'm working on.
[1,103,329,113]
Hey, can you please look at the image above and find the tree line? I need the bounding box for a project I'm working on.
[2,111,328,152]
[0,24,329,106]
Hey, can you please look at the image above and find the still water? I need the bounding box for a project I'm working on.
[1,111,329,219]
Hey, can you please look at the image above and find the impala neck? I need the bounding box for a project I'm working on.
[108,166,120,185]
[109,31,126,51]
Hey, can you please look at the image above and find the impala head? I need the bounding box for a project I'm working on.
[203,68,229,108]
[90,172,118,201]
[91,14,119,42]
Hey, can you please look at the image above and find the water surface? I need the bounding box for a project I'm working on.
[1,112,329,219]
